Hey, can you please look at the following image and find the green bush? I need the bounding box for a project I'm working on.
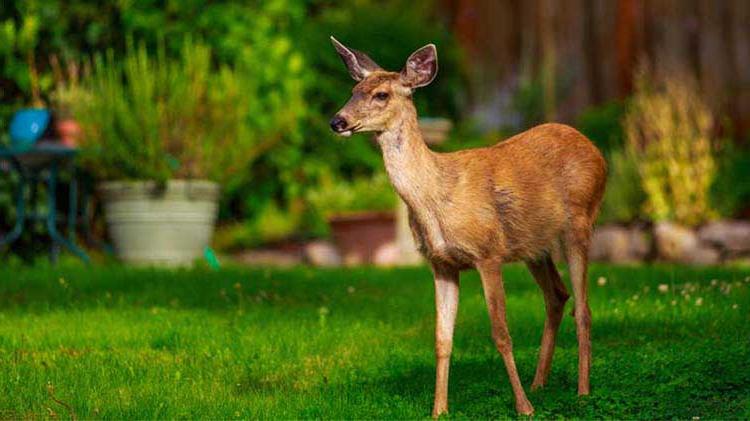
[597,148,645,224]
[576,101,626,155]
[306,172,397,218]
[69,37,304,187]
[712,146,750,218]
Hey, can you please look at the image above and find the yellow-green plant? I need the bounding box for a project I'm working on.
[624,70,717,226]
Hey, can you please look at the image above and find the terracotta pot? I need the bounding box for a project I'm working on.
[328,211,396,266]
[55,118,82,147]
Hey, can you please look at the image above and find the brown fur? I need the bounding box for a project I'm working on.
[331,42,606,417]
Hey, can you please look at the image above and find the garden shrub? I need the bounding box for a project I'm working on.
[597,147,645,224]
[306,172,397,218]
[712,146,750,218]
[576,101,626,155]
[624,70,717,227]
[68,37,304,188]
[577,101,645,225]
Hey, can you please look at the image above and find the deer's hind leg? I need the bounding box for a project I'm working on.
[564,215,594,396]
[526,255,569,390]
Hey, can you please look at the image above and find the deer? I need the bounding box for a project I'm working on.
[328,37,607,417]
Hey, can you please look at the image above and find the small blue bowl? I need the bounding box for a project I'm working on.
[10,108,51,151]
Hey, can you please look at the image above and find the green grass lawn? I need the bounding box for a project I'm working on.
[1,263,749,419]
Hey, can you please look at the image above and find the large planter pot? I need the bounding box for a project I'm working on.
[99,180,219,266]
[328,211,396,266]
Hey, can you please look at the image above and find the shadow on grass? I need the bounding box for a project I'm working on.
[228,335,750,419]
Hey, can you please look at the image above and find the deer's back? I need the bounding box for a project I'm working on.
[421,123,606,265]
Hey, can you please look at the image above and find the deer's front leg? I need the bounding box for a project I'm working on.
[477,261,534,415]
[432,264,459,418]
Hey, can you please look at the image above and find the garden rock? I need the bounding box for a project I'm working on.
[628,227,651,259]
[654,222,719,264]
[589,225,650,263]
[590,225,630,262]
[304,240,343,267]
[685,246,721,265]
[698,220,750,254]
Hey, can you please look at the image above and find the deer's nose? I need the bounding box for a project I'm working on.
[329,115,348,132]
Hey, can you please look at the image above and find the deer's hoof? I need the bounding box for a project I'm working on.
[432,408,448,419]
[530,381,545,392]
[516,399,535,416]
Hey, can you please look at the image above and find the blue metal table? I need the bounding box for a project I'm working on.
[0,143,90,263]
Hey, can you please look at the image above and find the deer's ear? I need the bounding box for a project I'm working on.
[400,44,438,88]
[330,36,382,81]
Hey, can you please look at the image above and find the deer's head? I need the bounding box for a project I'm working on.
[329,36,438,137]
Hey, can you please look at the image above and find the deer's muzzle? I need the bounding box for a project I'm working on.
[330,115,353,136]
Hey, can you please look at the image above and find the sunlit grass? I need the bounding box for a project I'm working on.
[1,263,748,419]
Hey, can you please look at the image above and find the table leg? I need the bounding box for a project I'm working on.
[68,166,78,242]
[46,161,90,263]
[0,160,27,247]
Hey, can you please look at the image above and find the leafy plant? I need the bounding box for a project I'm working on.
[213,202,302,251]
[0,13,51,106]
[624,70,717,226]
[68,37,304,188]
[576,101,626,155]
[597,147,645,224]
[711,146,750,218]
[306,172,397,218]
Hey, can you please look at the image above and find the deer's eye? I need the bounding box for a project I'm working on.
[373,92,389,101]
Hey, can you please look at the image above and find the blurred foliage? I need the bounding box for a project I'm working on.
[511,67,574,130]
[576,101,626,155]
[69,37,303,188]
[578,100,644,225]
[0,9,50,142]
[712,146,750,218]
[597,148,645,224]
[213,202,304,251]
[306,172,397,218]
[625,70,717,227]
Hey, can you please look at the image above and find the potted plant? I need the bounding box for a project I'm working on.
[68,39,287,266]
[307,172,397,265]
[50,56,82,147]
[2,16,52,151]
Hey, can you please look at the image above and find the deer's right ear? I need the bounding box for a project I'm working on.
[400,44,438,89]
[330,36,382,81]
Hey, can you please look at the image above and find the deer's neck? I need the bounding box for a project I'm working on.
[376,110,443,208]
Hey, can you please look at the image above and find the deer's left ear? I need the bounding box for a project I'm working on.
[330,36,382,81]
[401,44,438,88]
